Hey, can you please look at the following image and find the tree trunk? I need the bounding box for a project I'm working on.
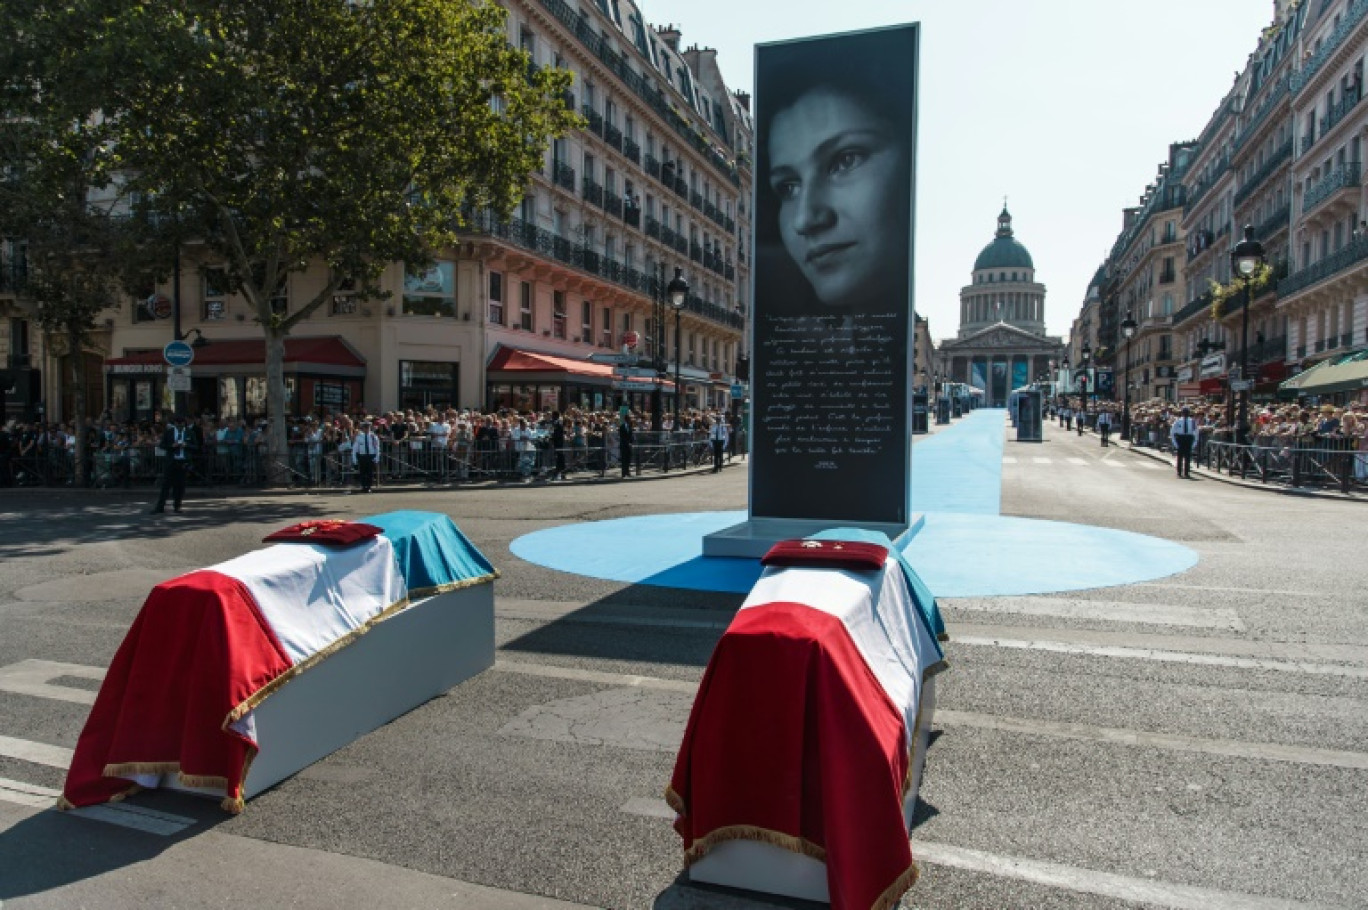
[265,326,289,485]
[68,323,88,488]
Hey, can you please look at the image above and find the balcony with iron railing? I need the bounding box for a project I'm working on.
[603,191,623,218]
[622,136,640,165]
[623,202,640,228]
[582,177,604,207]
[1184,155,1230,213]
[604,122,623,152]
[535,0,741,187]
[1301,161,1361,213]
[690,190,704,211]
[1277,234,1368,298]
[1254,203,1291,240]
[1317,85,1363,144]
[462,210,744,330]
[552,160,575,192]
[644,153,661,179]
[644,215,661,239]
[581,105,604,137]
[1290,0,1368,96]
[1232,75,1290,154]
[1172,290,1214,326]
[690,242,704,264]
[659,225,678,248]
[673,176,689,199]
[1234,137,1293,207]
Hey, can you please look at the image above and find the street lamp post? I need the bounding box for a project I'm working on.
[1080,343,1092,429]
[650,263,665,432]
[1120,310,1137,442]
[1230,225,1265,446]
[666,267,689,429]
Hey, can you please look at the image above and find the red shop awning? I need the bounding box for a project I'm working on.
[486,346,618,379]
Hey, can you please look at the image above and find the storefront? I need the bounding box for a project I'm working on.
[485,345,675,414]
[104,336,367,422]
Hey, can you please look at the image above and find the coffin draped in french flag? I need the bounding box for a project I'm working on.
[59,511,496,814]
[667,529,947,910]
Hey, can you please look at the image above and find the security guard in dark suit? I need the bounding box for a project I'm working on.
[151,415,192,513]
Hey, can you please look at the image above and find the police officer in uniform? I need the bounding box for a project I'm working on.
[151,415,191,513]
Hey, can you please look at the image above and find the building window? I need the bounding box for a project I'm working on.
[601,306,612,347]
[489,271,504,325]
[203,267,229,321]
[520,281,533,331]
[400,360,460,410]
[133,286,160,323]
[581,300,593,343]
[403,262,455,317]
[330,275,359,315]
[552,290,567,339]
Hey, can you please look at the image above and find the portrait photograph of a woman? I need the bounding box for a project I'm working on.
[750,24,919,526]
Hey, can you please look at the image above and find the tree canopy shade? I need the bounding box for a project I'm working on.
[2,0,579,477]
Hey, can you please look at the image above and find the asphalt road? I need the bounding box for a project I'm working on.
[0,417,1365,910]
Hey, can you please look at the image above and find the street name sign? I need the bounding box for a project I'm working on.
[611,380,657,391]
[613,367,658,378]
[1229,379,1252,391]
[163,340,195,367]
[588,352,637,365]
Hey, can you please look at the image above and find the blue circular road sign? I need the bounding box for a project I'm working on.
[163,340,195,367]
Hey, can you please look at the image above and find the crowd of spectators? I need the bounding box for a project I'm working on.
[0,404,744,489]
[1050,396,1368,483]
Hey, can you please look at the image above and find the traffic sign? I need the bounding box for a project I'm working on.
[613,366,659,378]
[730,383,745,398]
[611,380,658,391]
[166,366,192,392]
[163,340,195,367]
[1229,379,1252,391]
[588,352,638,365]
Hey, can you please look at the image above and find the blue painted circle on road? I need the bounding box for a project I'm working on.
[163,340,195,367]
[509,511,1198,598]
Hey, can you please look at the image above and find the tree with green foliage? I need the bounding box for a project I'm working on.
[0,1,177,486]
[6,0,578,481]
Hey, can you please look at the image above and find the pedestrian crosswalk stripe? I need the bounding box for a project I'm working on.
[1066,458,1087,465]
[1101,460,1127,468]
[1135,461,1160,470]
[1032,457,1052,464]
[1002,456,1017,464]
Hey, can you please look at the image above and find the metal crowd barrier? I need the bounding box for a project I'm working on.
[1202,439,1366,493]
[8,432,735,489]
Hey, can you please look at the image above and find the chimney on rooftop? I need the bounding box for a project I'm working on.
[734,90,750,112]
[657,24,681,52]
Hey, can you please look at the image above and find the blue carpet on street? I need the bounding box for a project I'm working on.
[510,410,1198,597]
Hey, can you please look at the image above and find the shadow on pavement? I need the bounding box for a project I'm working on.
[0,792,227,903]
[0,499,335,558]
[500,585,743,669]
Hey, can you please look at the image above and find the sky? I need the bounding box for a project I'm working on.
[656,0,1277,343]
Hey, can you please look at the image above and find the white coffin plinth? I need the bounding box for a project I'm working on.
[688,675,937,903]
[172,585,493,801]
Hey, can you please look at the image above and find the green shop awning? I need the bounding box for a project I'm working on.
[1279,350,1368,397]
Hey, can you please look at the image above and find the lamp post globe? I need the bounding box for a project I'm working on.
[666,268,689,428]
[1120,310,1138,441]
[1228,225,1265,445]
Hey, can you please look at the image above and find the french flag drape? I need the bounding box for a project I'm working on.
[668,536,946,910]
[60,511,494,815]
